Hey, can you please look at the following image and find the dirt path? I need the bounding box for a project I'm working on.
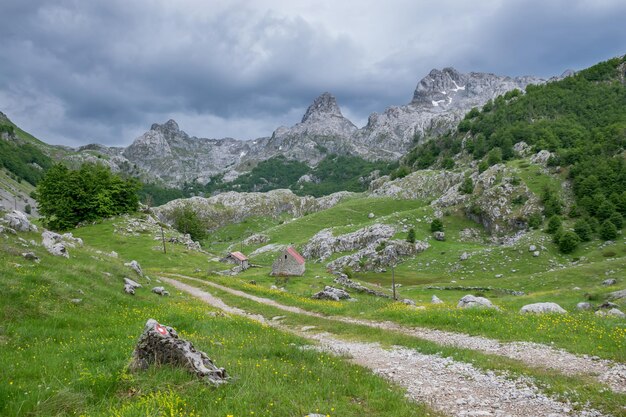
[163,274,626,394]
[162,275,607,417]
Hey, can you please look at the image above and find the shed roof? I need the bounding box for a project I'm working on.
[286,247,305,265]
[230,251,248,261]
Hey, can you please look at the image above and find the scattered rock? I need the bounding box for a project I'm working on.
[312,286,351,301]
[2,210,38,232]
[532,251,540,257]
[401,298,416,306]
[125,260,143,277]
[271,316,286,321]
[529,245,537,252]
[21,252,39,261]
[301,326,316,332]
[602,278,617,286]
[303,224,395,261]
[368,212,375,219]
[152,286,170,296]
[608,289,626,300]
[459,252,469,261]
[124,284,136,295]
[598,301,619,310]
[124,277,142,289]
[433,231,445,241]
[431,295,444,304]
[519,302,567,314]
[242,233,270,245]
[129,319,228,385]
[457,295,497,310]
[596,308,626,318]
[41,231,69,258]
[575,302,592,311]
[333,273,390,299]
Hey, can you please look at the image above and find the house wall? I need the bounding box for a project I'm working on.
[271,253,305,276]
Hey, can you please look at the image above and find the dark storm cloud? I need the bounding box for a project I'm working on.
[0,0,624,147]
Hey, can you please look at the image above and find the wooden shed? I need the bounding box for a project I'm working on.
[271,247,305,276]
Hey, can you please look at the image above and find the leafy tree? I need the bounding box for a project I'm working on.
[24,204,31,215]
[35,163,139,230]
[599,220,618,240]
[441,157,455,169]
[546,215,562,234]
[171,203,207,241]
[430,218,444,233]
[558,231,580,254]
[406,228,416,244]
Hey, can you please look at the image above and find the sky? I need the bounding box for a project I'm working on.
[0,0,624,148]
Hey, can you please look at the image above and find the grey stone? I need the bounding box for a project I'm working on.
[457,295,497,309]
[460,252,470,261]
[602,279,617,286]
[533,251,540,257]
[608,289,626,300]
[125,260,143,277]
[433,231,446,241]
[129,319,228,385]
[312,286,351,301]
[575,302,592,311]
[2,210,38,232]
[431,295,444,304]
[124,277,142,289]
[124,284,136,295]
[529,245,537,252]
[152,286,170,296]
[70,298,82,304]
[520,302,567,314]
[22,252,39,261]
[401,298,416,306]
[596,308,626,318]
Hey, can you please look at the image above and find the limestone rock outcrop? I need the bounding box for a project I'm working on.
[129,319,228,385]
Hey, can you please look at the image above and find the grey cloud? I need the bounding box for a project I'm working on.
[0,0,624,146]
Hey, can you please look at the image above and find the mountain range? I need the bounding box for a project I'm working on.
[74,67,552,186]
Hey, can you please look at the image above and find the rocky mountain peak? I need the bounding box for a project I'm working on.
[412,67,467,104]
[301,92,344,123]
[151,119,180,133]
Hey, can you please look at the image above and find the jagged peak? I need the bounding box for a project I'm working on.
[301,92,343,123]
[412,67,468,103]
[151,119,180,133]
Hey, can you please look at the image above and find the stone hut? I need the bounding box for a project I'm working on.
[271,247,305,276]
[223,251,249,270]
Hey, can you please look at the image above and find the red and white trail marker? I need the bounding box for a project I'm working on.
[155,323,168,335]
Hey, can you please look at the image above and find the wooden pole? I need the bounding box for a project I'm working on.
[161,225,167,254]
[392,265,396,300]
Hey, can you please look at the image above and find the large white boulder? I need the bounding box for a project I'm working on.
[3,210,38,232]
[457,295,497,309]
[520,302,567,314]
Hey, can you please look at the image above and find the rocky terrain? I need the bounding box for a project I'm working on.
[66,68,547,186]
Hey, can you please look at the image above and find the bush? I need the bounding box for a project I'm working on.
[459,176,474,195]
[171,204,208,241]
[430,219,444,233]
[527,213,543,229]
[24,204,31,215]
[599,220,618,241]
[573,219,592,241]
[558,231,580,254]
[546,215,562,234]
[406,228,416,244]
[608,212,623,229]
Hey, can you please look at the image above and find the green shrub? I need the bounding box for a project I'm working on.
[527,213,543,229]
[406,228,416,244]
[599,220,618,241]
[430,219,444,233]
[546,215,562,234]
[558,231,580,254]
[573,219,592,241]
[459,176,474,194]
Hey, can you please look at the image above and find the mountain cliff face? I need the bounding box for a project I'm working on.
[77,68,548,186]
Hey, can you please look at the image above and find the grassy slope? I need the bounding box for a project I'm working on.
[0,228,435,417]
[183,171,626,362]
